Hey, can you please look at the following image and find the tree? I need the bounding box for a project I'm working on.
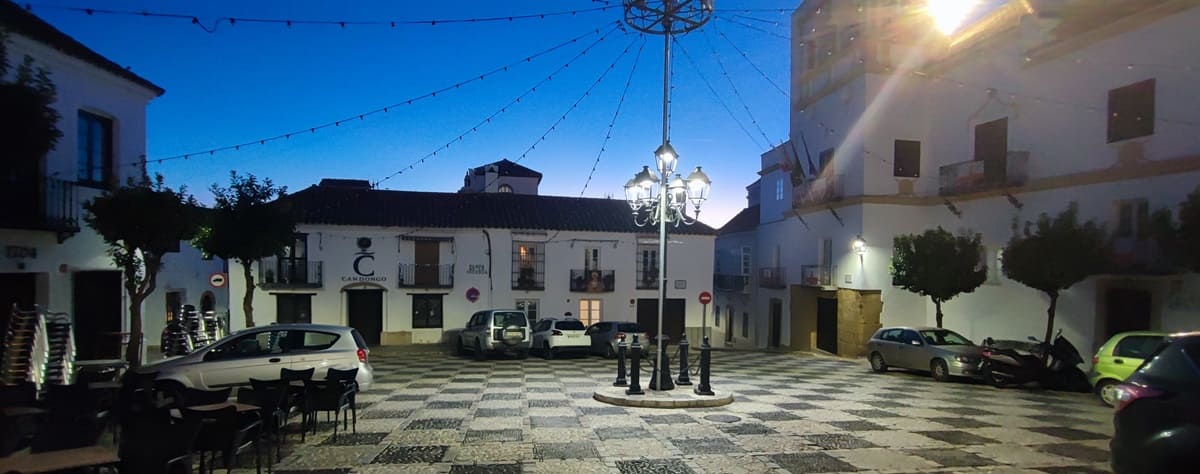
[1148,189,1200,273]
[194,172,295,329]
[1,30,63,182]
[890,227,987,328]
[84,175,200,366]
[1003,204,1110,344]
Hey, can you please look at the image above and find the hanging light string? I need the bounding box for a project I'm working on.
[372,23,626,188]
[699,29,778,148]
[718,15,790,41]
[21,2,619,33]
[580,37,647,197]
[674,37,768,150]
[135,22,617,168]
[711,21,788,97]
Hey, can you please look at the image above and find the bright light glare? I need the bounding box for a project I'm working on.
[926,0,977,35]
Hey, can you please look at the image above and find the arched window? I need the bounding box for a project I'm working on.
[498,184,514,193]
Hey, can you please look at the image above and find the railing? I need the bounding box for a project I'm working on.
[939,151,1030,196]
[714,273,750,292]
[258,259,323,288]
[512,266,545,291]
[398,263,454,288]
[758,267,787,289]
[793,174,843,208]
[801,265,837,287]
[0,177,80,235]
[570,269,615,293]
[1111,238,1174,275]
[636,267,659,290]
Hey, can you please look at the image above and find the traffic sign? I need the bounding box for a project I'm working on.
[466,287,480,303]
[698,291,712,305]
[209,272,227,288]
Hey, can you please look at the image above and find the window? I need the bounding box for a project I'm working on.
[1114,335,1164,359]
[740,246,752,275]
[275,294,312,324]
[512,241,545,290]
[714,306,720,327]
[579,299,601,327]
[983,246,1002,285]
[412,294,443,328]
[637,245,659,289]
[1116,200,1150,239]
[741,311,749,337]
[584,247,601,271]
[878,329,902,342]
[515,299,539,323]
[291,331,339,352]
[818,148,835,174]
[206,330,284,360]
[278,234,309,282]
[775,179,784,201]
[1108,79,1156,143]
[893,140,921,178]
[77,110,113,186]
[555,320,585,331]
[498,184,514,193]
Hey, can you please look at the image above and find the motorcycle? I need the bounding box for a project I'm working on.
[979,330,1090,392]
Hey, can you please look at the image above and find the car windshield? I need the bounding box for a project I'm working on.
[556,320,585,330]
[617,323,643,333]
[919,329,973,346]
[493,312,526,327]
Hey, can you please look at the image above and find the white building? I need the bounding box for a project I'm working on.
[0,2,227,359]
[728,0,1200,358]
[227,160,717,346]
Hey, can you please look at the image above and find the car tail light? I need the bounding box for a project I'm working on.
[1092,356,1099,365]
[493,329,503,341]
[356,348,368,363]
[552,329,563,336]
[1114,383,1164,412]
[614,332,626,341]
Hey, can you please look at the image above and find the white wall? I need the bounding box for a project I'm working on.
[144,245,230,347]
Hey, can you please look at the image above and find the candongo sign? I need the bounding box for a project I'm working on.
[341,237,388,283]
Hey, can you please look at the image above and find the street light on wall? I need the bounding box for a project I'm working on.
[852,236,868,256]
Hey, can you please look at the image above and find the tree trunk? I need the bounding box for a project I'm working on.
[1044,291,1058,344]
[934,299,944,328]
[242,261,256,328]
[125,293,144,367]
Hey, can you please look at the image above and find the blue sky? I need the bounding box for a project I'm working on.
[28,0,796,227]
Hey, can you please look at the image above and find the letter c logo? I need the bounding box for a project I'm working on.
[353,254,375,277]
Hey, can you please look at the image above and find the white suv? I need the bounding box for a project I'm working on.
[532,318,590,359]
[137,323,373,391]
[457,309,532,359]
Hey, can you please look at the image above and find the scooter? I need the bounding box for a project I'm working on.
[979,330,1090,392]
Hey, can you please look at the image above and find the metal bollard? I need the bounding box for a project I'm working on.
[694,336,714,396]
[613,335,628,387]
[676,332,692,386]
[625,335,644,395]
[648,334,675,391]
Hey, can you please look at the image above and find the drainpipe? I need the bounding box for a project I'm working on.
[482,229,493,307]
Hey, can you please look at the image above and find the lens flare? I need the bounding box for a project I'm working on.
[926,0,977,35]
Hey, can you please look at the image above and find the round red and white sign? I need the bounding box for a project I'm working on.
[466,287,480,303]
[209,272,227,288]
[698,291,712,305]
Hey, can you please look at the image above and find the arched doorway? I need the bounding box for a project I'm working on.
[200,291,216,313]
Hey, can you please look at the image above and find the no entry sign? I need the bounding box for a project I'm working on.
[209,272,227,288]
[698,291,712,305]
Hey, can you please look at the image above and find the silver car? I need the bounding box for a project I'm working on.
[584,321,650,358]
[456,309,531,359]
[138,323,374,391]
[867,326,982,382]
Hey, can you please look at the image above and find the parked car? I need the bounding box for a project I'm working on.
[867,326,982,382]
[138,323,373,392]
[531,318,590,359]
[1110,332,1200,474]
[457,309,531,359]
[1089,331,1168,406]
[585,321,650,358]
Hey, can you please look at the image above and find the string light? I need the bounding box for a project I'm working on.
[712,21,788,97]
[700,28,776,148]
[133,22,618,168]
[718,15,790,41]
[580,38,647,197]
[674,38,771,150]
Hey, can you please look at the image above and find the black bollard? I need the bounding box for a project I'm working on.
[694,336,714,396]
[613,335,628,387]
[648,334,675,391]
[676,332,692,386]
[626,335,644,395]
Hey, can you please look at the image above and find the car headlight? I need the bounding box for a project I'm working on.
[955,356,973,363]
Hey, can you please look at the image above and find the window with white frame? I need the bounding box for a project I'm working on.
[578,299,601,327]
[637,244,659,289]
[776,179,784,201]
[515,299,539,324]
[584,247,601,271]
[740,246,752,275]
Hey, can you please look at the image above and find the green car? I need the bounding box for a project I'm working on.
[1088,331,1168,406]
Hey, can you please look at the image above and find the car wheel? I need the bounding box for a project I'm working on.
[455,337,465,356]
[869,352,888,372]
[516,350,529,360]
[930,359,951,382]
[543,342,554,360]
[604,344,616,359]
[1095,379,1121,407]
[474,340,486,361]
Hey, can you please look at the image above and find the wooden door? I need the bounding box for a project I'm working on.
[415,241,439,286]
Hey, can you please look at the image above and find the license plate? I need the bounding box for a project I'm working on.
[568,335,580,338]
[506,331,522,338]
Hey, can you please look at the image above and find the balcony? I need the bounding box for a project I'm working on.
[758,267,787,289]
[1111,238,1174,275]
[636,267,659,290]
[258,259,323,289]
[714,274,750,292]
[570,269,615,293]
[0,177,80,241]
[512,266,544,291]
[801,265,837,287]
[398,263,454,288]
[793,174,843,208]
[939,152,1030,196]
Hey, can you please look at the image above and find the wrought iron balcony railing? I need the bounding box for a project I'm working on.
[398,263,454,288]
[570,269,615,293]
[793,174,843,208]
[939,151,1030,196]
[758,267,787,289]
[714,273,750,292]
[0,177,80,240]
[258,259,323,289]
[801,265,837,287]
[512,266,544,291]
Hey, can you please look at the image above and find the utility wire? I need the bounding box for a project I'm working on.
[373,23,626,187]
[137,22,617,167]
[712,21,787,97]
[21,2,619,32]
[718,15,789,41]
[700,28,776,147]
[673,38,765,150]
[580,37,647,197]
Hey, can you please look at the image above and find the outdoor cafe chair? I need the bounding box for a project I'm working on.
[238,378,288,461]
[187,404,263,474]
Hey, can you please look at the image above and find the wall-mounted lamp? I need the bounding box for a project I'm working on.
[852,235,867,256]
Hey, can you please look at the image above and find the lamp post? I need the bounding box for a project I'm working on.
[622,0,714,391]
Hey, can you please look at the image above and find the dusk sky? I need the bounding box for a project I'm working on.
[26,1,797,227]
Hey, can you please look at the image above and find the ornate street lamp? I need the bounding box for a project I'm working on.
[622,0,714,392]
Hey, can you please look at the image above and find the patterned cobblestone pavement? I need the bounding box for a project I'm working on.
[261,350,1114,473]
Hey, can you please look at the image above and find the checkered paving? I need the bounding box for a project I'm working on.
[268,350,1114,473]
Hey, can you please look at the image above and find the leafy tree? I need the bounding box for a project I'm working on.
[1003,204,1110,344]
[1,30,63,182]
[194,172,295,329]
[890,227,987,328]
[84,175,201,366]
[1148,189,1200,273]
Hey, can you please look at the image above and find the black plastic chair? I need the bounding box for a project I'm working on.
[279,367,313,421]
[118,414,202,474]
[179,387,233,408]
[238,378,288,461]
[0,381,37,407]
[30,383,107,453]
[325,367,359,432]
[301,378,354,441]
[187,405,263,474]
